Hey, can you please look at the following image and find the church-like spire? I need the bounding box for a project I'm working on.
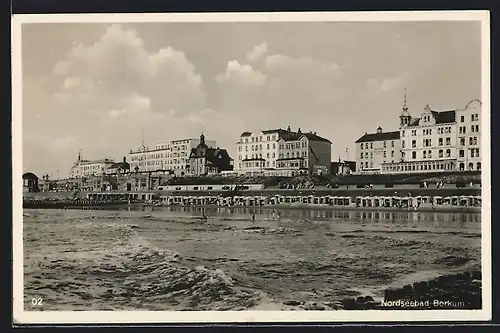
[402,88,408,111]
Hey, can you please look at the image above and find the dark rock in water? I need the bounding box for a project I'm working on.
[283,300,302,306]
[413,281,430,293]
[356,296,366,304]
[364,296,375,303]
[401,284,413,297]
[342,298,356,309]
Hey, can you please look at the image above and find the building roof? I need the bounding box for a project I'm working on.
[431,110,456,124]
[240,128,331,143]
[407,109,456,127]
[23,172,38,180]
[355,131,400,143]
[107,162,130,170]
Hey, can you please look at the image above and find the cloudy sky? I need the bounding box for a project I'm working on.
[20,20,481,178]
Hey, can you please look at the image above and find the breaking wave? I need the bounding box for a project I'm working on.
[24,219,261,311]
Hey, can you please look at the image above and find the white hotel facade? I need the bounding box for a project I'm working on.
[235,126,332,176]
[128,137,216,175]
[355,98,482,174]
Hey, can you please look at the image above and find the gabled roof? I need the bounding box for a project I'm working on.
[107,162,130,170]
[408,109,456,127]
[355,131,400,143]
[241,128,331,143]
[432,110,456,124]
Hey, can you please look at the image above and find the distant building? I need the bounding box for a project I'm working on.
[22,172,39,192]
[355,92,482,174]
[69,151,115,178]
[355,126,401,174]
[331,160,356,176]
[129,137,216,175]
[188,134,233,176]
[235,126,332,176]
[105,157,131,175]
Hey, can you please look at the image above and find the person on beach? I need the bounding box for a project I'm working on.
[252,212,256,222]
[271,210,276,220]
[277,211,281,220]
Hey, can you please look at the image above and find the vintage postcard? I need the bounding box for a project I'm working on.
[12,11,491,324]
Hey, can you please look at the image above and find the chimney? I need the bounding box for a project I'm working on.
[123,157,126,163]
[297,128,302,134]
[287,125,291,132]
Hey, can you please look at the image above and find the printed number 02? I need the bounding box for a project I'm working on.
[31,298,43,306]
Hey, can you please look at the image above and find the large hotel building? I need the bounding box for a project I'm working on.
[355,98,482,174]
[128,137,217,174]
[235,126,332,176]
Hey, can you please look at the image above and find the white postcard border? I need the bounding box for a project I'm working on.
[12,10,492,324]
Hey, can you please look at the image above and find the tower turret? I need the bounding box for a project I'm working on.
[399,88,411,127]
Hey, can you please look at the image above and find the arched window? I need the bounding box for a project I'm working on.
[468,162,474,170]
[459,163,465,171]
[477,162,481,170]
[459,149,465,158]
[446,149,451,158]
[439,149,443,158]
[412,151,416,159]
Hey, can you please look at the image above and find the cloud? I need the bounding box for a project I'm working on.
[246,42,268,62]
[215,60,267,87]
[52,24,207,118]
[365,72,412,93]
[212,46,345,145]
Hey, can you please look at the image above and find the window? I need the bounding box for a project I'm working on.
[402,130,405,136]
[267,153,270,158]
[471,150,475,158]
[273,143,276,149]
[471,114,474,122]
[412,151,416,159]
[459,150,464,158]
[475,125,479,132]
[439,149,443,158]
[370,142,373,149]
[370,152,373,158]
[412,140,416,148]
[461,115,464,122]
[446,137,451,145]
[428,150,432,158]
[471,125,475,133]
[439,138,443,146]
[360,143,363,150]
[473,137,478,145]
[402,141,405,148]
[446,149,451,157]
[469,137,473,145]
[476,148,480,157]
[391,151,394,157]
[383,141,386,148]
[460,138,466,146]
[267,143,270,149]
[423,151,427,158]
[365,143,369,149]
[360,152,363,159]
[383,151,386,158]
[365,162,368,168]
